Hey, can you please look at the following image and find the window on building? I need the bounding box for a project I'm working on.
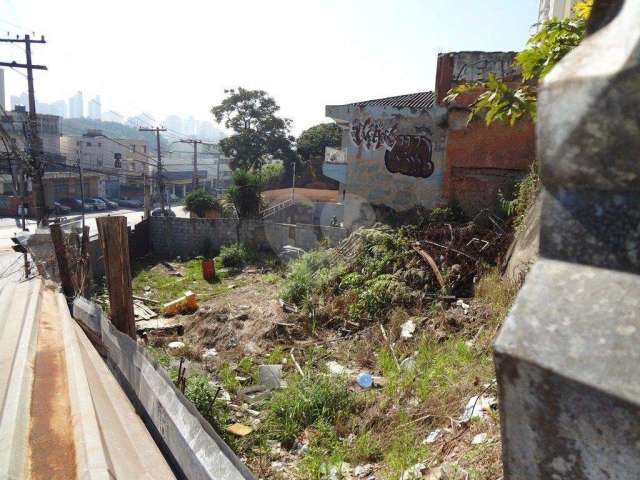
[76,141,81,146]
[98,142,102,147]
[86,142,92,147]
[143,146,147,153]
[131,145,136,152]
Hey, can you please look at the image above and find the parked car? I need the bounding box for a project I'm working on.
[92,198,109,210]
[151,207,176,217]
[95,197,119,209]
[57,197,83,211]
[51,201,72,215]
[117,198,143,208]
[84,198,105,211]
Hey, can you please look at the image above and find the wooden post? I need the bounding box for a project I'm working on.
[96,216,136,339]
[80,225,92,296]
[50,223,74,298]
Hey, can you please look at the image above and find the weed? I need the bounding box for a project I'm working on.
[147,346,172,368]
[266,346,285,364]
[218,243,256,269]
[348,431,383,464]
[281,249,343,307]
[267,372,355,447]
[218,362,241,394]
[382,417,429,479]
[499,163,540,230]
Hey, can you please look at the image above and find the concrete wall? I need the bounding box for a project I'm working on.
[148,217,347,259]
[268,201,344,226]
[326,103,447,230]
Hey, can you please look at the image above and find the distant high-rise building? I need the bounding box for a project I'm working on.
[164,115,183,135]
[103,110,124,123]
[69,91,84,118]
[197,120,219,141]
[184,116,196,137]
[0,69,5,111]
[88,95,101,120]
[51,100,67,118]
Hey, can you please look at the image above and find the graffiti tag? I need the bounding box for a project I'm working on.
[351,118,397,150]
[384,135,434,179]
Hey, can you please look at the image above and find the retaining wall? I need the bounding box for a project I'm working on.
[149,217,347,259]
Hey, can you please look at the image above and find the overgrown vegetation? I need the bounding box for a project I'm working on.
[224,169,262,218]
[445,0,593,126]
[499,164,541,230]
[218,243,256,269]
[184,189,222,218]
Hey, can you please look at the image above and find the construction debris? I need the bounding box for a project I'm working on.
[133,300,157,321]
[258,365,283,388]
[424,429,442,444]
[136,318,184,336]
[226,423,253,437]
[163,291,198,316]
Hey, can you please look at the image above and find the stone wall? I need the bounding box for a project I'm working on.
[148,217,347,259]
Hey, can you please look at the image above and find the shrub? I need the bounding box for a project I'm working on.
[218,243,253,269]
[184,189,221,218]
[281,249,343,307]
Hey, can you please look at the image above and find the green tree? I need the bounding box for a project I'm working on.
[184,189,221,218]
[211,88,297,171]
[296,123,341,182]
[224,169,262,218]
[445,1,592,126]
[260,163,285,191]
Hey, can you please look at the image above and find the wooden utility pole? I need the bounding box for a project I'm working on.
[178,139,204,190]
[50,223,74,298]
[143,171,151,219]
[0,35,48,225]
[96,216,136,339]
[139,127,167,213]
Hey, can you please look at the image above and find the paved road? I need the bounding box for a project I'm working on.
[0,206,188,285]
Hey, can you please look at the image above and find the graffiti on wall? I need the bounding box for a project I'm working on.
[384,135,434,179]
[351,118,397,150]
[452,54,519,83]
[351,117,434,179]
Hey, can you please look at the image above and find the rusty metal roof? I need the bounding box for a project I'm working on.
[345,91,435,110]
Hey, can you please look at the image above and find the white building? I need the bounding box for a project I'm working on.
[88,95,101,120]
[60,129,150,198]
[69,91,84,118]
[538,0,578,22]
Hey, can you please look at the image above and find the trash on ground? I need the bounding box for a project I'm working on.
[459,394,497,422]
[400,356,416,371]
[471,432,487,445]
[326,360,350,376]
[258,364,283,388]
[320,462,351,480]
[356,372,373,389]
[202,348,218,359]
[226,423,253,436]
[400,319,417,339]
[400,462,426,480]
[423,429,442,444]
[455,299,470,314]
[353,464,373,477]
[278,298,299,313]
[167,341,186,351]
[163,290,198,316]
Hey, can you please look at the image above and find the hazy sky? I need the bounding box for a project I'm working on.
[1,0,538,135]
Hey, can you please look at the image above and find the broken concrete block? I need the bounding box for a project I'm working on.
[258,365,282,388]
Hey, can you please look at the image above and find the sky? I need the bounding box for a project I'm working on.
[0,0,539,136]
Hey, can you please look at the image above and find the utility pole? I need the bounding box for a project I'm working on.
[178,139,202,190]
[139,127,167,213]
[0,35,48,226]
